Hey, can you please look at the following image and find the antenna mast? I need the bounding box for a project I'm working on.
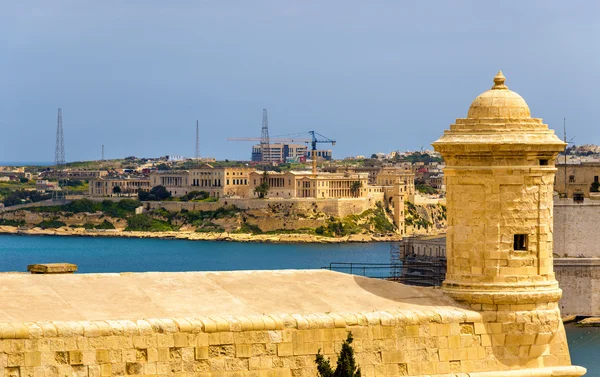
[53,108,66,202]
[195,120,200,165]
[563,118,567,197]
[260,109,270,164]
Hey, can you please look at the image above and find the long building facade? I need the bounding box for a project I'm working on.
[89,178,151,196]
[89,164,415,232]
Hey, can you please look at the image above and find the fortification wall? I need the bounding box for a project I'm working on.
[0,308,576,377]
[0,210,122,228]
[553,198,600,257]
[554,258,600,316]
[143,197,383,218]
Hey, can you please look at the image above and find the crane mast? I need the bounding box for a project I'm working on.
[308,131,336,175]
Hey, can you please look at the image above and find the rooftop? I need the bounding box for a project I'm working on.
[0,269,457,323]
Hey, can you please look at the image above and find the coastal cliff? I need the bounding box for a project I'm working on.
[0,198,445,243]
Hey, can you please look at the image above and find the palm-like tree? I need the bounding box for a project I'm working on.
[350,181,362,198]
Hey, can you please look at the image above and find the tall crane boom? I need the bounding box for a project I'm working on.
[228,130,335,170]
[227,137,311,143]
[308,131,336,175]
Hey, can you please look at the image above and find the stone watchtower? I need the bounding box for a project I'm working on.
[433,71,565,306]
[434,72,583,373]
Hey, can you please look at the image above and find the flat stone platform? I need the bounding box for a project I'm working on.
[0,269,456,322]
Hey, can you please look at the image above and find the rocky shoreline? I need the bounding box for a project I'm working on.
[0,226,403,243]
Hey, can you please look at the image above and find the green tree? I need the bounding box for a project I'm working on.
[591,181,600,193]
[112,185,122,195]
[139,185,172,201]
[350,181,362,198]
[181,191,210,201]
[315,332,361,377]
[254,171,270,199]
[370,153,378,159]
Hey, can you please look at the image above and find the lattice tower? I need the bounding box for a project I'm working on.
[53,108,66,202]
[260,109,270,163]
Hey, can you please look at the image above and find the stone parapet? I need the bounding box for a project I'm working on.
[0,307,583,377]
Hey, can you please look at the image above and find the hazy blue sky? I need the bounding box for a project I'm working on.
[1,1,599,162]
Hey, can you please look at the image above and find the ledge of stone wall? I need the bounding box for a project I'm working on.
[554,257,600,266]
[0,309,477,339]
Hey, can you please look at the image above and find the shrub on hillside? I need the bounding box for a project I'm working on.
[0,219,26,227]
[36,219,67,229]
[84,220,116,230]
[125,214,176,232]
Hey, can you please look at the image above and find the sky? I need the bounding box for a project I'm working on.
[1,1,599,163]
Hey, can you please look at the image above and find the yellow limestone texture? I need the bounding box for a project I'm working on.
[433,72,584,375]
[0,72,585,377]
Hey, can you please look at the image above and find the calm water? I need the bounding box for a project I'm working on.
[0,234,597,373]
[0,234,392,273]
[566,324,600,375]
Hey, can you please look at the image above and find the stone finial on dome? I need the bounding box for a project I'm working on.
[492,71,507,90]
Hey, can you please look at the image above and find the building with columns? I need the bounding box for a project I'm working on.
[88,177,151,196]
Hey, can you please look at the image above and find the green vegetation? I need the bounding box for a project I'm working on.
[415,183,437,195]
[138,185,171,201]
[315,202,395,237]
[399,152,443,164]
[64,179,85,187]
[0,219,26,227]
[175,206,241,225]
[84,220,115,230]
[233,222,263,234]
[315,332,361,377]
[591,181,600,193]
[254,171,270,199]
[2,189,51,207]
[350,181,362,198]
[125,214,177,232]
[29,198,140,219]
[194,221,225,233]
[405,201,433,229]
[369,202,396,233]
[36,219,67,229]
[437,204,447,221]
[181,191,209,201]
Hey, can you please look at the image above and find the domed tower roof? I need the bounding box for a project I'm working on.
[466,71,531,119]
[432,71,566,157]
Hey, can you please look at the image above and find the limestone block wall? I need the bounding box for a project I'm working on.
[0,211,115,227]
[554,258,600,316]
[0,309,577,377]
[444,166,556,287]
[143,197,384,219]
[553,198,600,257]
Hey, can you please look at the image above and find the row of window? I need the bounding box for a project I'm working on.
[568,175,599,183]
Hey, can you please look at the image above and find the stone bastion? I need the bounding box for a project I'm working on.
[0,270,584,377]
[0,72,586,377]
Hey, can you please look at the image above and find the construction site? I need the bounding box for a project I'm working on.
[227,109,334,169]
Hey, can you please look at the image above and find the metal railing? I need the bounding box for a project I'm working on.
[323,261,445,287]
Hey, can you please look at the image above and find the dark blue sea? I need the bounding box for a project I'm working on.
[0,234,597,374]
